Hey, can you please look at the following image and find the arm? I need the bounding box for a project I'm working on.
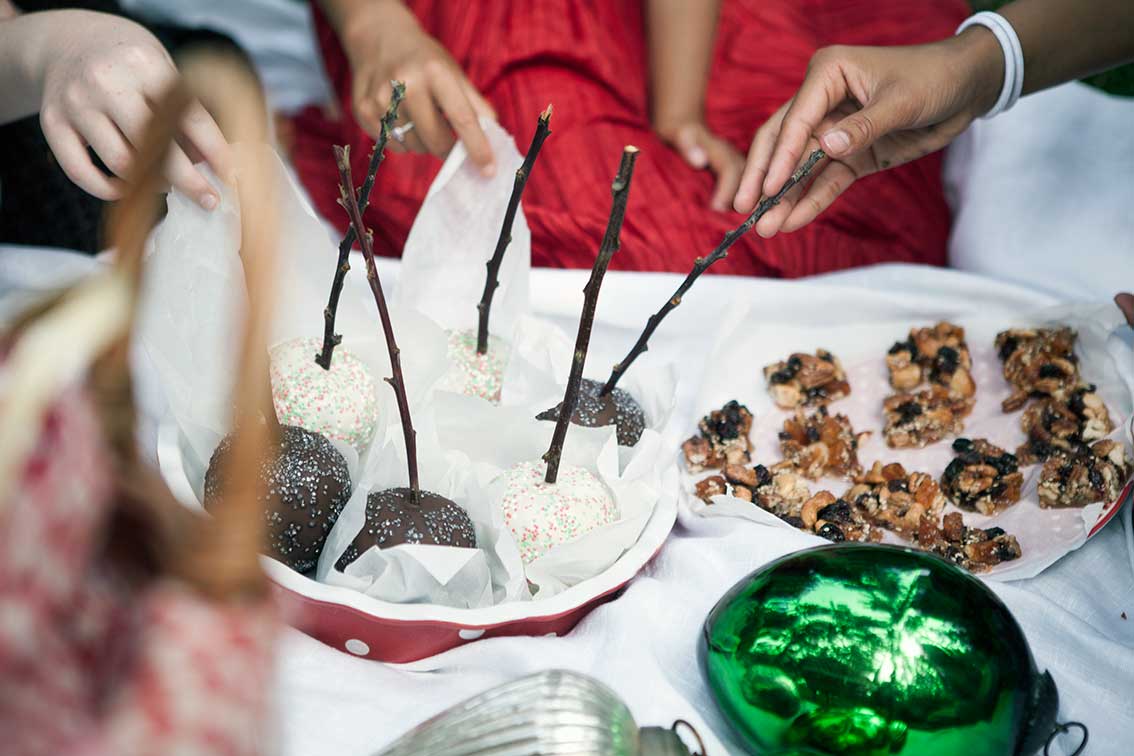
[736,0,1134,235]
[0,0,42,123]
[317,0,496,174]
[646,0,742,212]
[0,6,229,209]
[647,0,719,135]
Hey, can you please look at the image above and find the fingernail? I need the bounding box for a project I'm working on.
[686,146,708,168]
[822,129,851,155]
[200,193,218,211]
[482,162,497,178]
[733,193,750,213]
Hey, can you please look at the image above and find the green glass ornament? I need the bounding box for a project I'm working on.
[702,544,1058,756]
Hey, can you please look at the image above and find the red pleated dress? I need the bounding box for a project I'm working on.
[289,0,969,276]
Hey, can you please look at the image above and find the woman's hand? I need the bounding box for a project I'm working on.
[733,29,1003,237]
[339,0,496,175]
[656,119,744,212]
[33,11,229,209]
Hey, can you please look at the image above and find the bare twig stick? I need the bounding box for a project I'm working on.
[315,81,406,370]
[335,145,420,500]
[600,148,826,395]
[543,146,639,484]
[476,105,553,354]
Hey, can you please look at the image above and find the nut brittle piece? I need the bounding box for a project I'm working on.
[916,512,1022,573]
[995,327,1080,411]
[1037,439,1133,508]
[777,406,865,480]
[940,438,1024,515]
[845,461,946,539]
[798,491,880,543]
[1016,385,1113,465]
[763,349,850,409]
[882,387,972,449]
[682,400,753,472]
[887,322,976,399]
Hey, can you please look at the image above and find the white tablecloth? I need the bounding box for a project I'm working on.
[1,246,1131,754]
[262,262,1133,756]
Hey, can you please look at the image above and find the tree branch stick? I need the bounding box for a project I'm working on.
[476,105,553,354]
[315,81,406,370]
[335,145,420,500]
[543,146,639,484]
[600,148,826,395]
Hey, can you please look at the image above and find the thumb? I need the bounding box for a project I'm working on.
[675,125,709,169]
[820,95,910,158]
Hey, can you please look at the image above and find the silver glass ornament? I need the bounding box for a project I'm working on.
[374,669,699,756]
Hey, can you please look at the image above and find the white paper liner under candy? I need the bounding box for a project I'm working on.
[138,145,451,477]
[392,120,530,345]
[681,295,1133,582]
[318,411,528,609]
[434,393,661,599]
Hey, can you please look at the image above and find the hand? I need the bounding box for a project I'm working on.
[657,120,744,212]
[36,11,229,209]
[341,1,496,175]
[733,29,1003,237]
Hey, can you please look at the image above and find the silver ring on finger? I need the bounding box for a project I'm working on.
[391,121,415,144]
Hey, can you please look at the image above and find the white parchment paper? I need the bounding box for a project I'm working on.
[393,120,530,340]
[433,393,662,599]
[137,144,448,512]
[683,299,1133,581]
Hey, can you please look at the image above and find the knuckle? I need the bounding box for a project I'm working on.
[422,58,448,79]
[84,61,116,90]
[809,46,837,71]
[39,105,63,132]
[61,83,87,110]
[100,146,131,174]
[120,43,154,69]
[449,108,478,129]
[850,113,876,144]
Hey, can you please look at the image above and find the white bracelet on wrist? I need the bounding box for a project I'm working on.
[956,11,1025,119]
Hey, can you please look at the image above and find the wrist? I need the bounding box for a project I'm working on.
[652,106,704,142]
[948,26,1005,118]
[0,11,57,121]
[340,0,417,62]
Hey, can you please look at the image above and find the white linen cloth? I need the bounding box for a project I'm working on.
[1,246,1131,754]
[945,81,1134,301]
[269,263,1134,756]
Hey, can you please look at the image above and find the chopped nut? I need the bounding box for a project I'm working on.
[778,406,862,480]
[940,438,1023,515]
[882,387,970,449]
[1037,439,1133,508]
[694,475,727,503]
[801,491,836,529]
[763,350,850,409]
[888,323,974,401]
[996,327,1080,411]
[682,400,753,472]
[724,464,758,488]
[846,462,945,539]
[1016,386,1114,465]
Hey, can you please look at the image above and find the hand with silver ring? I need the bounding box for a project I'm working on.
[332,0,497,175]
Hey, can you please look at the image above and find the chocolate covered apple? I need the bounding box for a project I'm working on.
[330,144,477,569]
